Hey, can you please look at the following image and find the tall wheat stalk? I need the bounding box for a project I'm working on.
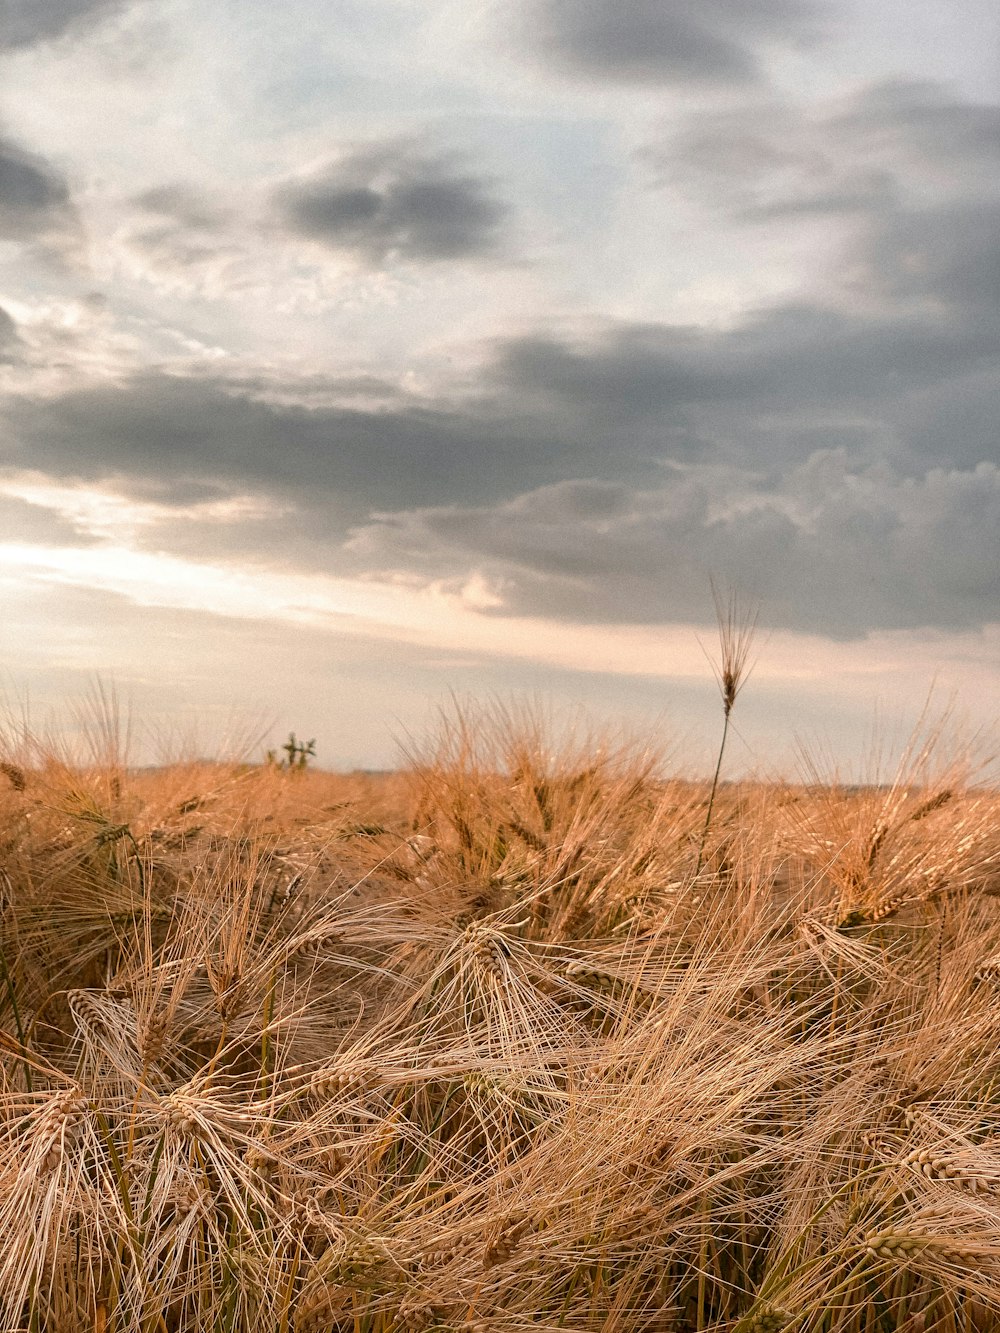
[696,581,758,875]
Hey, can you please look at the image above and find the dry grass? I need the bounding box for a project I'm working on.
[1,701,999,1332]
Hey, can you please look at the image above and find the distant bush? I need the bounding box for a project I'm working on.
[266,731,317,770]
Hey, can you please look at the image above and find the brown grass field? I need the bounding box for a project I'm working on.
[1,698,1000,1333]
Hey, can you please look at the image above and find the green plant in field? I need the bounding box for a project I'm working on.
[266,732,317,770]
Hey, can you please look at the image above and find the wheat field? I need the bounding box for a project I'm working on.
[1,701,999,1333]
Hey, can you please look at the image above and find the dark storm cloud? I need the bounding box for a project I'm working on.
[0,136,76,239]
[493,304,998,466]
[495,326,751,419]
[346,458,1000,638]
[10,284,989,533]
[834,80,1000,169]
[859,199,1000,315]
[900,368,999,468]
[527,0,818,84]
[0,134,80,260]
[3,229,996,528]
[275,144,510,264]
[496,86,1000,473]
[644,82,1000,225]
[0,371,612,516]
[307,289,998,633]
[0,0,128,49]
[0,305,17,354]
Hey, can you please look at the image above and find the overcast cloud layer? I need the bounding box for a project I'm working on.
[0,0,129,50]
[0,0,997,764]
[528,0,820,83]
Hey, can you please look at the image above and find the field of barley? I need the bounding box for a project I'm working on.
[1,702,1000,1333]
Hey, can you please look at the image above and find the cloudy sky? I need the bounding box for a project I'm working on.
[0,0,997,771]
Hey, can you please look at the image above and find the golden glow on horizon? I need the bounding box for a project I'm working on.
[2,533,998,707]
[0,473,287,541]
